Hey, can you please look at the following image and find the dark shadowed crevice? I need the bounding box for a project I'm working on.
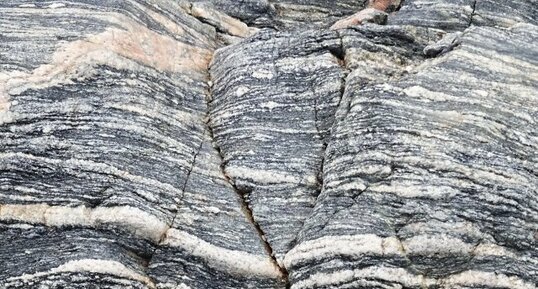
[387,0,406,13]
[326,31,351,147]
[144,130,205,282]
[313,34,350,199]
[233,187,291,286]
[286,32,350,250]
[468,0,477,27]
[395,0,405,11]
[205,61,290,287]
[312,96,327,201]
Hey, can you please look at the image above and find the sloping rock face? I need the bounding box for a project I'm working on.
[0,1,536,289]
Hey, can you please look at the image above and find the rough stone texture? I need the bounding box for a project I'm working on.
[286,23,538,289]
[0,1,281,288]
[190,0,369,29]
[389,0,538,30]
[0,0,537,289]
[209,29,345,263]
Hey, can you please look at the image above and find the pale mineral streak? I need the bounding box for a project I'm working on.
[330,0,400,30]
[0,0,536,288]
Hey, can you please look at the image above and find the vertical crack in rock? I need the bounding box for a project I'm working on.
[328,31,352,125]
[206,29,353,264]
[146,137,205,271]
[310,44,346,197]
[468,0,478,27]
[167,140,205,229]
[288,32,351,247]
[232,186,291,287]
[394,0,405,11]
[205,59,290,286]
[312,95,326,201]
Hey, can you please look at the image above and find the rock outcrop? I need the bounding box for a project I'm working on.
[0,1,536,288]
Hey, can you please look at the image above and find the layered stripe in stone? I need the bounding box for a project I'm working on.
[1,223,155,288]
[288,24,538,289]
[148,132,285,288]
[388,0,476,31]
[389,0,538,30]
[0,1,280,288]
[209,29,347,262]
[189,0,368,30]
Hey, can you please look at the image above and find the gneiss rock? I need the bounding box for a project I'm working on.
[0,1,281,288]
[389,0,538,30]
[209,29,346,263]
[330,8,389,30]
[423,32,463,58]
[0,0,536,288]
[330,0,402,30]
[286,21,538,289]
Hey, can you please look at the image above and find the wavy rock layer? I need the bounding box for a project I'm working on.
[287,23,538,289]
[0,1,281,288]
[0,0,536,289]
[209,29,346,263]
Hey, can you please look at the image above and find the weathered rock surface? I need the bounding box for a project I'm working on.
[209,29,346,263]
[0,0,536,288]
[0,1,280,288]
[287,23,538,289]
[190,0,370,29]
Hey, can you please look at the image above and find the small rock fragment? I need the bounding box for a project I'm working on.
[423,32,462,57]
[331,0,400,29]
[331,8,388,30]
[190,2,253,37]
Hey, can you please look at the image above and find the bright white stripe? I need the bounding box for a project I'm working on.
[0,204,169,242]
[163,229,281,279]
[0,107,12,125]
[158,283,193,289]
[291,266,434,289]
[6,259,155,287]
[473,243,517,258]
[443,270,535,289]
[226,166,316,185]
[292,267,536,289]
[283,234,403,268]
[285,234,520,268]
[369,183,460,199]
[0,71,15,125]
[402,234,473,256]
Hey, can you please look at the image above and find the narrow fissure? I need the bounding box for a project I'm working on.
[468,0,477,27]
[330,30,352,124]
[313,96,327,199]
[167,139,205,231]
[325,32,351,155]
[286,33,350,253]
[144,104,207,270]
[312,48,348,202]
[204,62,290,286]
[395,0,405,12]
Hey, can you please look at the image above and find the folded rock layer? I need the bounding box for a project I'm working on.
[0,0,536,288]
